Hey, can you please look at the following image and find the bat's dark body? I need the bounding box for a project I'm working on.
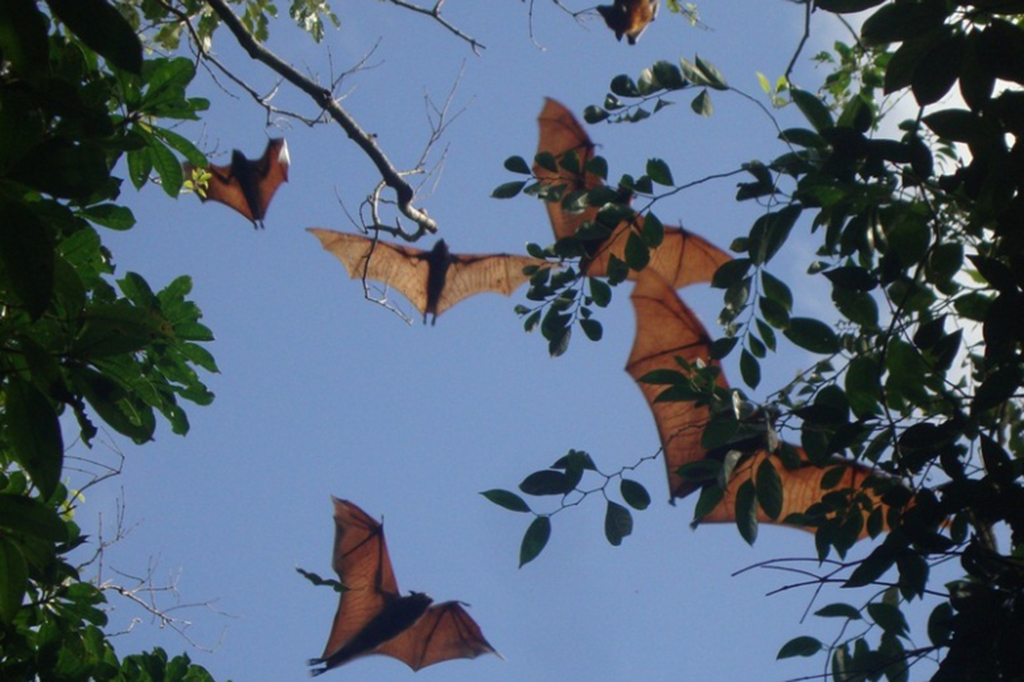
[309,498,499,675]
[535,99,730,287]
[307,229,547,324]
[597,0,659,44]
[184,138,290,229]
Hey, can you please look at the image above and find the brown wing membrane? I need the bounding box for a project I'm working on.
[308,228,547,323]
[698,449,897,539]
[436,253,546,317]
[626,270,728,500]
[535,101,729,287]
[588,215,733,289]
[597,0,659,44]
[627,272,905,536]
[311,499,500,675]
[184,138,290,228]
[307,229,432,316]
[535,98,603,242]
[320,498,399,663]
[375,601,501,671]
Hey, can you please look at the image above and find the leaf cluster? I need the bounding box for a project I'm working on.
[0,3,222,681]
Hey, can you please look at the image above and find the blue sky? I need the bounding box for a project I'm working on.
[67,3,955,681]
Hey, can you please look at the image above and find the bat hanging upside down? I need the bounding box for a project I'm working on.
[597,0,660,44]
[308,498,500,675]
[183,138,290,229]
[307,228,549,324]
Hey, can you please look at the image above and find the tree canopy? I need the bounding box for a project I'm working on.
[1,1,1023,681]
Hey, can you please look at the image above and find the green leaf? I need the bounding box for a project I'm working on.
[604,501,633,546]
[845,356,881,418]
[755,457,783,519]
[504,156,531,174]
[927,602,953,646]
[492,181,527,199]
[78,204,136,231]
[45,0,143,74]
[791,88,834,132]
[589,278,612,307]
[620,479,651,510]
[624,231,650,272]
[0,494,68,541]
[0,536,28,624]
[480,489,531,513]
[761,271,793,310]
[4,378,63,498]
[867,602,908,637]
[711,258,752,289]
[694,56,728,89]
[845,542,897,587]
[815,603,862,620]
[785,317,840,354]
[580,318,603,341]
[10,138,109,200]
[0,199,54,319]
[861,0,946,45]
[519,470,573,496]
[973,366,1022,413]
[777,635,822,659]
[646,158,674,186]
[519,516,551,567]
[691,90,713,116]
[740,349,761,389]
[735,479,758,544]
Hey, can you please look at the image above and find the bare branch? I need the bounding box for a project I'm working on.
[380,0,486,54]
[203,0,438,236]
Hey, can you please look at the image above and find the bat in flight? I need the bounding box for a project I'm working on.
[627,269,899,537]
[597,0,660,44]
[307,228,549,324]
[535,99,731,288]
[183,138,290,229]
[309,498,500,675]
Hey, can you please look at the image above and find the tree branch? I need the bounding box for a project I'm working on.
[203,0,438,236]
[381,0,485,54]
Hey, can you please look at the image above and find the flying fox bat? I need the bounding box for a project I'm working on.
[627,269,899,537]
[597,0,659,44]
[535,99,730,287]
[309,498,500,675]
[183,138,290,229]
[307,229,548,324]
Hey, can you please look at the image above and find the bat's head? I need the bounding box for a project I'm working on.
[406,591,434,609]
[596,3,628,41]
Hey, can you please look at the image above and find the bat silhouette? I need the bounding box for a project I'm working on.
[307,229,548,324]
[535,99,730,287]
[597,0,659,44]
[183,138,290,229]
[627,269,897,536]
[309,498,500,675]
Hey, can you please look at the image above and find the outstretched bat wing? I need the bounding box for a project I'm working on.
[307,229,433,316]
[588,215,732,288]
[435,254,547,317]
[309,229,547,321]
[185,138,290,227]
[535,98,604,242]
[375,601,501,671]
[626,270,728,500]
[320,498,400,661]
[698,449,898,539]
